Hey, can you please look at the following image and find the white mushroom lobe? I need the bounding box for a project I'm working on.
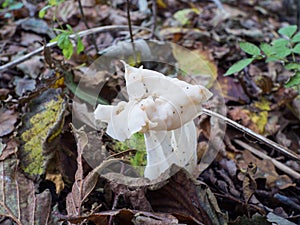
[94,61,213,179]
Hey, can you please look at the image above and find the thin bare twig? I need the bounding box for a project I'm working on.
[0,25,146,72]
[234,139,300,180]
[202,108,300,161]
[126,0,134,44]
[77,0,99,52]
[151,0,157,38]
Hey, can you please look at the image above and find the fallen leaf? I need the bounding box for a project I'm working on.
[0,109,18,137]
[0,157,54,225]
[267,212,297,225]
[13,77,36,96]
[172,43,217,88]
[19,88,66,177]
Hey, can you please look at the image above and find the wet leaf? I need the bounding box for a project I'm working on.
[0,109,18,137]
[224,58,254,76]
[19,88,66,177]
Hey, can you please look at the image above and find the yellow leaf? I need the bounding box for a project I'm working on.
[20,89,66,176]
[254,98,271,111]
[172,43,217,88]
[250,111,268,134]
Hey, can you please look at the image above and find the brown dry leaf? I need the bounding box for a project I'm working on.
[241,163,257,203]
[16,55,44,79]
[66,125,105,217]
[0,139,18,161]
[0,109,18,137]
[0,22,17,40]
[238,151,294,190]
[61,208,179,225]
[13,77,36,96]
[0,157,55,225]
[147,165,227,225]
[218,75,250,104]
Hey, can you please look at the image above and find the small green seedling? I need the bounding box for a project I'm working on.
[50,24,84,59]
[225,25,300,89]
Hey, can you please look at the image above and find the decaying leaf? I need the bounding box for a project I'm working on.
[19,88,66,177]
[147,165,227,225]
[172,44,217,88]
[66,125,104,216]
[0,157,53,225]
[0,109,18,137]
[238,151,294,190]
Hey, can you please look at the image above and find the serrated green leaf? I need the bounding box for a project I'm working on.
[285,72,300,87]
[76,37,84,54]
[285,62,300,70]
[239,42,261,56]
[292,43,300,54]
[292,32,300,43]
[224,58,254,76]
[278,25,297,38]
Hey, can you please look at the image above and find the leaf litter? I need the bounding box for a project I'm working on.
[0,0,300,224]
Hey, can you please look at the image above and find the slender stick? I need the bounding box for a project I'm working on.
[77,0,99,52]
[151,0,157,38]
[202,108,300,161]
[0,25,147,72]
[126,0,134,44]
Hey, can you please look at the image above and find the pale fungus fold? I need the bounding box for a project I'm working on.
[94,61,213,180]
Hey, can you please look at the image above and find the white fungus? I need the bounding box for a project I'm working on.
[94,61,213,180]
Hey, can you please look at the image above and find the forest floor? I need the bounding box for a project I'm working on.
[0,0,300,224]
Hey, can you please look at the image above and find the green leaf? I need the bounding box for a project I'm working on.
[285,71,300,87]
[239,42,261,56]
[292,43,300,54]
[8,2,23,10]
[292,32,300,43]
[278,25,297,38]
[38,5,51,18]
[76,37,84,54]
[272,38,289,47]
[62,43,73,59]
[260,43,274,56]
[285,62,300,70]
[275,46,292,58]
[224,58,254,76]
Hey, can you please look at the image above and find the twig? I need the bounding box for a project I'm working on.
[234,139,300,180]
[0,25,146,72]
[151,0,157,38]
[77,0,99,52]
[202,108,300,161]
[126,0,134,44]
